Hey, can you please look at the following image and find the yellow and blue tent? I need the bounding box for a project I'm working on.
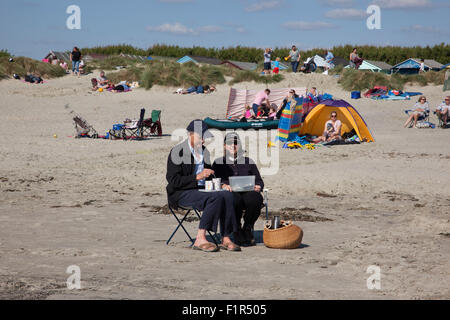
[299,100,374,142]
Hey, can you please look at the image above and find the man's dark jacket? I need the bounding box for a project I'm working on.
[166,140,212,208]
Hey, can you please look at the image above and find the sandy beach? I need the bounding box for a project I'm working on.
[0,72,449,300]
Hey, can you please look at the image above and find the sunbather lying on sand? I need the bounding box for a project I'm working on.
[175,85,216,95]
[25,74,43,84]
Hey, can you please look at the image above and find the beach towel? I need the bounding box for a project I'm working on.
[226,87,306,119]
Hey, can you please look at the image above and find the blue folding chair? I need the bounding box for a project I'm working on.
[404,109,430,127]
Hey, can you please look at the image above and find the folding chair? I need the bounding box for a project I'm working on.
[121,108,146,140]
[166,203,219,246]
[404,109,430,127]
[142,110,163,137]
[435,111,448,128]
[73,114,98,138]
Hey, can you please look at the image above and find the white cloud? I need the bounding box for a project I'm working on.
[146,23,224,36]
[318,0,354,6]
[404,24,450,35]
[282,21,334,30]
[325,8,367,19]
[373,0,431,9]
[196,25,224,33]
[245,1,282,12]
[147,23,195,35]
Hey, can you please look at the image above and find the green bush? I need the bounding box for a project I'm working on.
[0,49,11,58]
[338,68,445,91]
[228,71,284,85]
[138,60,226,90]
[82,43,450,65]
[0,56,66,79]
[106,66,144,83]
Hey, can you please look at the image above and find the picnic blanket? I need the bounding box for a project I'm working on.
[226,87,306,119]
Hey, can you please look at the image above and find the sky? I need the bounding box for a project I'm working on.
[0,0,449,59]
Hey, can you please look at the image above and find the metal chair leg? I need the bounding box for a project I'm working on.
[166,209,195,245]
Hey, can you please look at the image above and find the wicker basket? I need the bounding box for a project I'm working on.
[263,221,303,249]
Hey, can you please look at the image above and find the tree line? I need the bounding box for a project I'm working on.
[81,43,449,66]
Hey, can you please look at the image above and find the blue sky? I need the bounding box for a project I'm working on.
[1,0,449,59]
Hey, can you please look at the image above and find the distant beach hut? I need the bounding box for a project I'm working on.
[44,50,70,62]
[177,55,222,66]
[345,60,393,73]
[220,60,257,71]
[392,58,443,74]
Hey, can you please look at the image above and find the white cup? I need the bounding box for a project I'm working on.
[213,178,221,191]
[205,181,213,191]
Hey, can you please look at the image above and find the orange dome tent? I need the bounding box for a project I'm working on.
[300,99,374,142]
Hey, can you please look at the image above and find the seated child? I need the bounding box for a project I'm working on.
[98,71,109,86]
[241,105,255,121]
[256,106,264,118]
[268,106,277,119]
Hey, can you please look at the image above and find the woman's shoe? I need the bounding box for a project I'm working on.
[243,228,256,246]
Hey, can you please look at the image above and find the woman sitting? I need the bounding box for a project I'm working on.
[311,111,342,143]
[403,96,430,128]
[212,133,264,247]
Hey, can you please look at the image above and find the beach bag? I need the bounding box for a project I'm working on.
[415,121,435,129]
[351,91,361,99]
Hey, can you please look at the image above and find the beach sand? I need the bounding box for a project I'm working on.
[0,72,449,299]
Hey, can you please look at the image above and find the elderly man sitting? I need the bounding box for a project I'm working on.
[166,120,241,252]
[435,96,450,127]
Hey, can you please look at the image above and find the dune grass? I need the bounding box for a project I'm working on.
[337,68,446,91]
[138,60,226,89]
[106,66,144,83]
[0,56,67,80]
[88,55,145,71]
[0,49,11,58]
[228,71,284,85]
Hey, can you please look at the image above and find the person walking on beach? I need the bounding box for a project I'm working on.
[70,47,82,77]
[323,50,335,74]
[285,45,301,73]
[166,120,241,252]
